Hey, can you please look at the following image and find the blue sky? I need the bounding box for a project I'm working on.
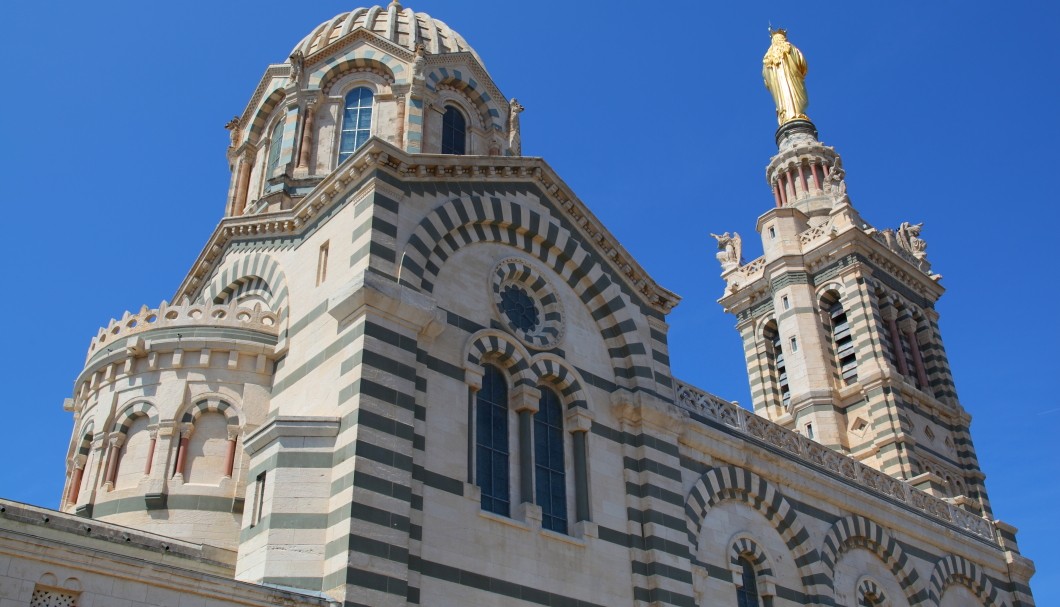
[2,0,1057,601]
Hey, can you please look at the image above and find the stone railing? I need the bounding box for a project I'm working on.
[798,217,836,247]
[86,300,280,361]
[673,381,996,543]
[727,256,766,284]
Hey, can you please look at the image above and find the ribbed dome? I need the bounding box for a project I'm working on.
[293,2,481,64]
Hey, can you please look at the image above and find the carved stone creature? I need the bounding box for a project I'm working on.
[508,98,524,156]
[897,222,926,259]
[288,50,305,87]
[711,232,742,270]
[825,156,849,206]
[224,116,241,149]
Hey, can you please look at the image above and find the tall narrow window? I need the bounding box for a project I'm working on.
[339,87,373,163]
[534,388,567,534]
[765,322,790,408]
[476,365,510,516]
[441,105,467,155]
[266,119,284,178]
[251,471,266,527]
[316,241,329,286]
[736,556,760,607]
[826,295,858,384]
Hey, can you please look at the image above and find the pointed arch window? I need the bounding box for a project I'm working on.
[441,105,467,155]
[339,87,374,163]
[476,364,510,516]
[736,556,760,607]
[534,388,567,534]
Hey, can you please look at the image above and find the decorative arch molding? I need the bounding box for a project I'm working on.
[728,534,777,596]
[684,465,822,601]
[213,275,275,311]
[463,329,532,389]
[927,554,1004,607]
[819,515,922,606]
[857,577,889,607]
[246,87,287,145]
[74,420,96,457]
[311,48,405,92]
[400,195,654,388]
[425,67,502,129]
[111,401,159,434]
[201,252,290,326]
[815,280,848,302]
[527,355,588,410]
[180,398,241,429]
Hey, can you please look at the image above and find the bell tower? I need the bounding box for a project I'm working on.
[715,31,992,516]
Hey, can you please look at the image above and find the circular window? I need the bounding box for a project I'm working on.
[492,258,563,349]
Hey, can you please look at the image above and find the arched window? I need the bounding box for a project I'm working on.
[476,365,510,516]
[185,411,230,485]
[534,388,567,533]
[441,105,467,155]
[114,415,152,490]
[265,118,284,178]
[764,321,789,408]
[339,87,374,163]
[823,293,857,384]
[736,556,760,607]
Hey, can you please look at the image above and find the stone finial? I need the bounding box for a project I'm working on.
[224,116,241,149]
[288,50,305,87]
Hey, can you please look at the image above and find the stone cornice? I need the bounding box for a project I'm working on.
[174,138,680,314]
[238,65,292,131]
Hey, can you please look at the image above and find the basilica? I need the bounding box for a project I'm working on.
[0,3,1035,606]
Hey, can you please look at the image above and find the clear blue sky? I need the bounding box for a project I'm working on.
[2,0,1056,601]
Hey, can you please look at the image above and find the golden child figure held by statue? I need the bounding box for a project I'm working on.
[763,28,809,125]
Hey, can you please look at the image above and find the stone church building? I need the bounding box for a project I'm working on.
[0,3,1035,607]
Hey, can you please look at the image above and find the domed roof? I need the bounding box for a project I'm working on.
[293,2,481,64]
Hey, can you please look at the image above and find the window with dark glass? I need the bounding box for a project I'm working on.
[534,388,567,533]
[441,105,467,155]
[500,285,539,332]
[476,364,509,516]
[736,556,760,607]
[339,87,373,163]
[266,119,284,178]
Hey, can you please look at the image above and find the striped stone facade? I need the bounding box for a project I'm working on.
[29,5,1035,607]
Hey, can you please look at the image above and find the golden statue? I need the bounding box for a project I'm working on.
[762,28,809,125]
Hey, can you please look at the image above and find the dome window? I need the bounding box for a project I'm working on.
[339,87,374,163]
[441,105,467,155]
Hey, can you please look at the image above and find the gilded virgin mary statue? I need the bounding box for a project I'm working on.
[763,28,809,125]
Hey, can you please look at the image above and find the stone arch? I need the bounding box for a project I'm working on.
[857,577,889,606]
[527,354,588,410]
[400,195,654,389]
[463,330,532,390]
[245,86,287,145]
[180,397,241,428]
[685,465,824,602]
[310,48,405,91]
[212,275,275,311]
[425,67,503,130]
[927,554,1004,607]
[110,401,159,434]
[728,534,779,598]
[820,515,922,606]
[201,252,290,326]
[74,420,95,458]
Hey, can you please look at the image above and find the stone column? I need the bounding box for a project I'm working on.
[232,151,254,216]
[103,434,123,488]
[907,329,930,390]
[68,457,86,505]
[144,434,157,475]
[884,310,909,376]
[224,432,238,478]
[173,426,191,479]
[295,99,317,172]
[512,385,540,506]
[566,409,593,523]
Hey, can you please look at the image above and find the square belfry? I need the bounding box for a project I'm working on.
[0,5,1035,607]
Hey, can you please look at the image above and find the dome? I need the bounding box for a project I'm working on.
[292,1,481,64]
